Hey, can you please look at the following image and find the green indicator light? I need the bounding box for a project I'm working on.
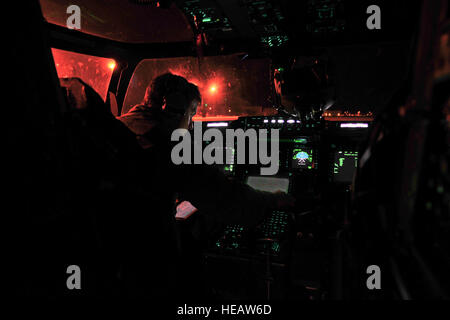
[344,152,358,156]
[202,18,211,22]
[272,242,280,253]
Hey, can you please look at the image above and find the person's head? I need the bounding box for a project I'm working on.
[143,73,201,129]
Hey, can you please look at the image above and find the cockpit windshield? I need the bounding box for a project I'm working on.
[123,54,278,120]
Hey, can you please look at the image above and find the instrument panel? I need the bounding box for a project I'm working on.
[183,114,372,298]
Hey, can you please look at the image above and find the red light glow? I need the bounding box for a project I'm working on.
[51,48,115,101]
[193,116,239,122]
[121,55,279,118]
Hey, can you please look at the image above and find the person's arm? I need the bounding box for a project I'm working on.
[175,164,293,227]
[162,113,294,227]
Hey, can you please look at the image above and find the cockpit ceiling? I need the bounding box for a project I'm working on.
[39,0,420,49]
[39,0,194,43]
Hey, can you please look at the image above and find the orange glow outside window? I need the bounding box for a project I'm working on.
[51,48,116,101]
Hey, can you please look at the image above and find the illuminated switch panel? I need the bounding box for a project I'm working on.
[214,224,246,251]
[258,211,289,239]
[306,0,346,34]
[255,211,290,256]
[212,212,290,257]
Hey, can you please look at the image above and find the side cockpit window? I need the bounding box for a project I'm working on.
[51,48,116,101]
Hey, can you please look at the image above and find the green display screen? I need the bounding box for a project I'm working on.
[292,148,314,169]
[333,151,358,183]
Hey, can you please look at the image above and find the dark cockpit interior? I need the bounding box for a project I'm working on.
[6,0,450,303]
